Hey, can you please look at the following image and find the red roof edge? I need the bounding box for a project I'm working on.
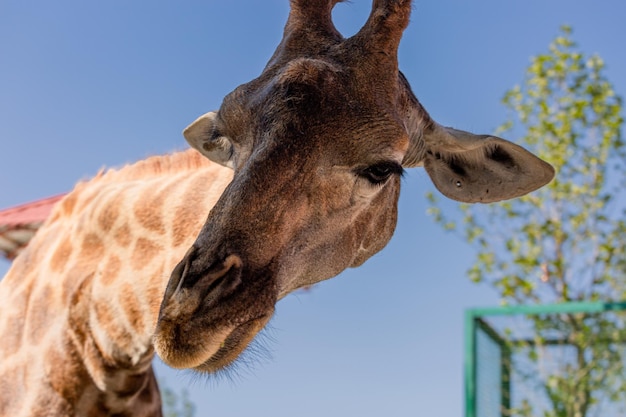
[0,194,67,227]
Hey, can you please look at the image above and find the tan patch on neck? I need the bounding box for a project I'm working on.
[48,192,78,222]
[97,192,124,232]
[92,301,126,360]
[114,223,132,248]
[134,199,165,236]
[133,181,178,235]
[119,282,146,333]
[0,312,25,358]
[101,255,122,286]
[50,236,74,273]
[0,363,25,414]
[26,283,55,345]
[172,203,200,247]
[131,238,162,271]
[80,233,104,260]
[171,173,215,247]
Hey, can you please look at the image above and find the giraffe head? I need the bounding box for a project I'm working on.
[154,0,554,372]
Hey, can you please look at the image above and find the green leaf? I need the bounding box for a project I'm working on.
[426,25,626,416]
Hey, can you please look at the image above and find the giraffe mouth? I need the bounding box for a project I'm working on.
[192,314,273,373]
[154,308,274,372]
[155,247,279,372]
[153,253,277,372]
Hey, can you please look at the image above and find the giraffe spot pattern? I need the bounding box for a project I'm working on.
[131,238,162,271]
[25,283,55,345]
[133,186,167,235]
[97,192,123,232]
[171,173,214,247]
[0,150,221,416]
[0,312,25,358]
[80,233,104,260]
[48,192,78,223]
[0,363,25,415]
[119,282,146,334]
[92,300,129,359]
[61,192,78,215]
[114,223,132,248]
[50,236,73,273]
[100,254,122,287]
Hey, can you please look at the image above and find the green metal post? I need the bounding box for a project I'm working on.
[464,300,626,417]
[464,310,477,417]
[501,339,511,417]
[475,318,511,417]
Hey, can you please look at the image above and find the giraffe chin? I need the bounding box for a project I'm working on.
[193,315,272,373]
[154,312,273,373]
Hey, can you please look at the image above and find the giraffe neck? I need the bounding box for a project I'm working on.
[0,149,233,416]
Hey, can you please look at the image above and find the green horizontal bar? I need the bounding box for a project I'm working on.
[506,337,625,347]
[466,300,626,318]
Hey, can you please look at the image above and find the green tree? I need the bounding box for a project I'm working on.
[160,379,196,417]
[428,27,626,417]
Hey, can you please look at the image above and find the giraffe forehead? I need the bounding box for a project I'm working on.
[220,54,406,140]
[220,90,411,174]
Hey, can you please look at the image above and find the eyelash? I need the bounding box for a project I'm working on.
[357,162,404,185]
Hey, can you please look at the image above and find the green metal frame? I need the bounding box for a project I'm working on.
[464,300,626,417]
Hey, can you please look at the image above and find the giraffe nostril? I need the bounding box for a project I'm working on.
[195,254,243,303]
[165,252,244,307]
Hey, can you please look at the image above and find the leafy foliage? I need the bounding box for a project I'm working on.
[428,26,625,304]
[161,379,196,417]
[428,27,626,417]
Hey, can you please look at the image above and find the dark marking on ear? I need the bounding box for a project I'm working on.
[489,146,516,169]
[448,159,466,177]
[203,142,219,153]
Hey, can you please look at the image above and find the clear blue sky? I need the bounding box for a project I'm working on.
[1,1,625,416]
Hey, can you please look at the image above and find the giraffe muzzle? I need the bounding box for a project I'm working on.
[162,251,244,312]
[154,249,276,371]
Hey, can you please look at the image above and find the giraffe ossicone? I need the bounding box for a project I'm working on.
[0,1,554,416]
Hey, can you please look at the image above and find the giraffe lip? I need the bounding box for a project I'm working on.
[192,315,272,373]
[155,264,277,371]
[153,309,274,372]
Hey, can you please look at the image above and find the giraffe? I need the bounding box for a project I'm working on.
[0,0,555,415]
[0,150,233,416]
[153,0,554,372]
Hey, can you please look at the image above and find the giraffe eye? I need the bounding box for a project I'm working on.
[359,162,404,185]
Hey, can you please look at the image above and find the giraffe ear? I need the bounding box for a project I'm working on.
[183,111,235,169]
[422,125,555,203]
